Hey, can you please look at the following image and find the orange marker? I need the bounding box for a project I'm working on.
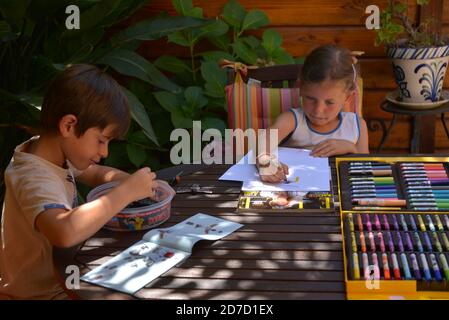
[382,253,391,280]
[359,232,367,253]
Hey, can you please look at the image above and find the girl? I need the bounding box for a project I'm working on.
[257,45,369,183]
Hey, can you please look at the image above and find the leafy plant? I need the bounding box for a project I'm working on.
[375,0,449,47]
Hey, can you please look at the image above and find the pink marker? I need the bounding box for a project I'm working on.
[374,214,381,231]
[369,232,376,252]
[378,232,386,252]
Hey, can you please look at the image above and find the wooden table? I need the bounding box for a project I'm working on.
[53,161,345,300]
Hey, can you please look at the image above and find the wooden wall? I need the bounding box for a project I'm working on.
[133,0,449,154]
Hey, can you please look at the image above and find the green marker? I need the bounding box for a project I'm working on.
[432,232,443,253]
[435,215,444,231]
[439,254,449,281]
[441,233,449,251]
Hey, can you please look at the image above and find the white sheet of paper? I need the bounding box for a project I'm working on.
[219,147,330,191]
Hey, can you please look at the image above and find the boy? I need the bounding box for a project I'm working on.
[0,64,160,299]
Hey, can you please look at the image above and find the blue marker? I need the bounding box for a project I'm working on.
[396,232,405,252]
[409,215,418,231]
[420,253,432,281]
[392,215,400,231]
[423,232,433,251]
[410,254,421,280]
[400,253,412,280]
[429,254,443,281]
[400,214,408,231]
[413,232,424,252]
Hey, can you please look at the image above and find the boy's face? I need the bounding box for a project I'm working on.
[300,79,351,127]
[62,124,115,170]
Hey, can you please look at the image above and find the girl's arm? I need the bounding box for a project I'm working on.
[355,118,369,154]
[76,164,130,187]
[259,110,297,156]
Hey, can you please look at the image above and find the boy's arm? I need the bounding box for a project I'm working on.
[355,118,369,154]
[76,164,130,187]
[36,167,156,248]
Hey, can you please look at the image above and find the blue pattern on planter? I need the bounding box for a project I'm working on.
[414,60,447,102]
[393,64,411,99]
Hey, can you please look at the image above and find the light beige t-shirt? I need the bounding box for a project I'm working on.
[0,136,79,299]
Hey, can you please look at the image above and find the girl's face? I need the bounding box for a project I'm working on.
[300,79,352,129]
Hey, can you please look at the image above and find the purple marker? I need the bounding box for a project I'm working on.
[396,231,405,252]
[392,214,400,231]
[365,214,372,232]
[382,214,390,230]
[374,214,382,231]
[409,214,418,231]
[410,253,422,280]
[405,232,414,251]
[423,232,433,251]
[387,231,395,253]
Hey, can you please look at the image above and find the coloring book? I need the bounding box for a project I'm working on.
[81,213,243,295]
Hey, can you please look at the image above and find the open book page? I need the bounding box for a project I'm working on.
[219,147,330,192]
[143,213,244,253]
[81,240,189,295]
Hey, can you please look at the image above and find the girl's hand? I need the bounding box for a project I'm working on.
[310,139,356,157]
[256,155,289,183]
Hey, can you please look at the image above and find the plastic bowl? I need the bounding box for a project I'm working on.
[86,180,175,232]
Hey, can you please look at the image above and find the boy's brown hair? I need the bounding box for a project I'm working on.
[40,64,130,139]
[300,45,359,91]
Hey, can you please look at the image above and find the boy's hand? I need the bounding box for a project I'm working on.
[310,139,356,157]
[120,167,157,203]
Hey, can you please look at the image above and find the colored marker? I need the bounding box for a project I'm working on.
[409,214,418,231]
[352,199,406,207]
[392,215,400,230]
[371,253,380,280]
[382,253,391,280]
[399,214,408,231]
[353,252,360,280]
[441,232,449,251]
[423,232,433,251]
[378,232,385,252]
[387,231,395,253]
[352,206,402,211]
[397,232,404,252]
[391,253,401,280]
[382,214,390,230]
[400,253,412,280]
[410,253,422,280]
[405,232,414,251]
[444,215,449,230]
[349,169,393,176]
[357,214,363,232]
[426,215,435,231]
[374,214,381,231]
[365,214,372,232]
[413,232,424,252]
[439,254,449,281]
[359,232,366,253]
[347,213,354,232]
[429,254,443,281]
[417,215,426,231]
[431,232,443,253]
[350,232,357,252]
[420,253,432,281]
[368,232,376,252]
[362,252,369,279]
[434,215,444,231]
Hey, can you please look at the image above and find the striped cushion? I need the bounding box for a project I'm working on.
[226,72,363,131]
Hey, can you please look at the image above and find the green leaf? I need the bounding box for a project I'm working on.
[98,49,180,93]
[127,143,147,168]
[241,10,269,31]
[0,0,29,31]
[168,31,191,46]
[112,16,207,45]
[241,35,261,49]
[123,87,159,146]
[172,0,193,16]
[185,86,208,109]
[202,117,226,133]
[191,19,229,44]
[153,91,180,113]
[272,48,295,65]
[0,20,11,38]
[262,29,282,55]
[201,61,227,98]
[208,33,230,51]
[154,55,190,74]
[104,141,131,168]
[189,7,203,18]
[171,108,193,128]
[232,39,258,64]
[201,51,234,62]
[221,0,246,28]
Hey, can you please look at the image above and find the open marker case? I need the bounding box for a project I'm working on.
[336,156,449,299]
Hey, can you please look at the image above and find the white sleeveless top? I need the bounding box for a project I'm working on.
[284,109,360,149]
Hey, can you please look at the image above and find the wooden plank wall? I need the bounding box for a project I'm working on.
[133,0,449,153]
